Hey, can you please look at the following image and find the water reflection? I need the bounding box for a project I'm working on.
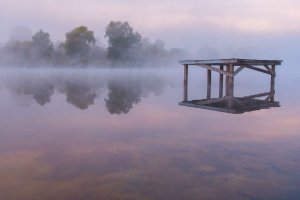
[63,81,98,110]
[105,75,165,114]
[9,79,54,106]
[2,70,169,114]
[0,69,299,200]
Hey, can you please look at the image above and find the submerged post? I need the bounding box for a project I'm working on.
[207,69,212,99]
[184,64,188,101]
[219,65,224,98]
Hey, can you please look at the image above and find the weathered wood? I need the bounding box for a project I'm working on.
[270,65,276,102]
[180,58,282,66]
[184,64,188,101]
[179,58,282,114]
[264,65,276,76]
[192,96,233,105]
[227,64,234,97]
[225,65,229,96]
[219,65,224,98]
[180,98,280,114]
[207,69,212,99]
[227,64,234,108]
[196,64,233,77]
[242,64,271,75]
[241,92,271,99]
[234,66,244,76]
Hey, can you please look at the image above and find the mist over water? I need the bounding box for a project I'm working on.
[1,0,300,198]
[0,67,300,200]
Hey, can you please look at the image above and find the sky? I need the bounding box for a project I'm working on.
[1,0,300,59]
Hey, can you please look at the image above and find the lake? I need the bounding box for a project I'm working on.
[0,67,299,200]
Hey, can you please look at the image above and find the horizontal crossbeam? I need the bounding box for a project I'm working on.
[241,64,271,75]
[196,64,233,77]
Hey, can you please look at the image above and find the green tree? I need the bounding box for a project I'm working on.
[64,26,96,57]
[32,30,53,59]
[105,21,142,61]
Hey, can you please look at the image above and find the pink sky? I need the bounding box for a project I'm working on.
[1,0,300,51]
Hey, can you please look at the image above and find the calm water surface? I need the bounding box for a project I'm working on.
[0,68,299,200]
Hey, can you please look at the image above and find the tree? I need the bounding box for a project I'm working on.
[32,30,53,59]
[3,40,32,65]
[105,21,142,61]
[64,26,96,57]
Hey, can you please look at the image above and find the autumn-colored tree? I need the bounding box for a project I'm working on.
[64,26,96,57]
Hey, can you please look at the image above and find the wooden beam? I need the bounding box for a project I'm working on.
[225,65,229,96]
[242,64,271,75]
[219,65,224,98]
[227,64,234,108]
[192,96,234,105]
[264,65,276,76]
[197,64,233,77]
[207,69,212,99]
[270,65,276,102]
[234,66,244,76]
[241,92,271,99]
[179,59,283,66]
[227,64,234,97]
[184,64,188,101]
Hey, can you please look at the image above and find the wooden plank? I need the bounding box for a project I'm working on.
[242,64,271,75]
[179,58,283,66]
[241,92,271,99]
[234,66,244,76]
[207,69,212,99]
[264,65,276,76]
[196,64,233,77]
[184,64,188,101]
[179,101,241,114]
[219,65,224,98]
[192,96,233,105]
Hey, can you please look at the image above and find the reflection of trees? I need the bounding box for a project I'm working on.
[5,71,169,112]
[63,81,97,110]
[13,81,54,106]
[105,79,142,114]
[32,83,54,105]
[105,75,165,114]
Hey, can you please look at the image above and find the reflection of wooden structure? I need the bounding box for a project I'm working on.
[179,58,283,114]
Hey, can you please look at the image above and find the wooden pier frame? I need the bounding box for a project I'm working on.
[179,58,283,113]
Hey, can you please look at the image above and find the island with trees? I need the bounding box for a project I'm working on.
[0,21,184,67]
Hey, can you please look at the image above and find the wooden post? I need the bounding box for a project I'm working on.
[227,64,234,108]
[225,65,230,96]
[207,69,212,99]
[270,65,276,102]
[228,64,234,97]
[219,65,224,98]
[184,64,188,101]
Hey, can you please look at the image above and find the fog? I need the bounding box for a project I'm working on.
[0,0,299,69]
[0,68,177,114]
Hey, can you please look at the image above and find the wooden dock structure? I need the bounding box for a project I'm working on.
[179,58,283,114]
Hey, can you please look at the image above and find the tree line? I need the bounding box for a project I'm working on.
[0,21,184,67]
